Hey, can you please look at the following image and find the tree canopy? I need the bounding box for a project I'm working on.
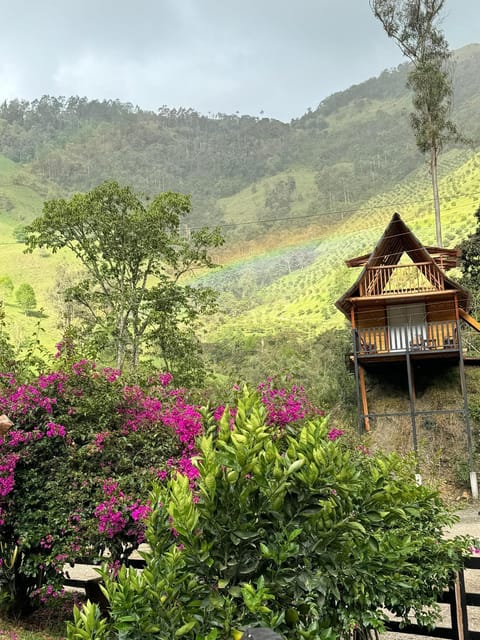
[15,283,37,315]
[24,181,223,372]
[370,0,465,246]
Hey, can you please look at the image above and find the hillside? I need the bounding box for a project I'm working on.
[1,45,480,349]
[203,147,479,341]
[0,44,479,232]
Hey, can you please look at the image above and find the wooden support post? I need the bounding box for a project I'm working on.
[358,366,370,432]
[457,319,477,499]
[405,350,418,455]
[450,571,468,640]
[352,328,364,435]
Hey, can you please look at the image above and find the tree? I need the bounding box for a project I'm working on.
[0,276,13,300]
[15,283,37,315]
[370,0,465,246]
[13,225,27,244]
[264,176,296,217]
[147,281,218,386]
[24,181,223,369]
[459,206,480,321]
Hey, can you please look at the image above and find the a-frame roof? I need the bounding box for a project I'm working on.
[335,213,469,318]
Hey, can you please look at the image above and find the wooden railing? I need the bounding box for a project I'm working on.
[357,320,458,356]
[360,262,445,297]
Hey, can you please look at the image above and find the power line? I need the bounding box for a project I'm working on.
[0,186,478,246]
[194,191,480,231]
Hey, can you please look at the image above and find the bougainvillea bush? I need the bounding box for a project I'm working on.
[0,358,184,612]
[0,357,317,614]
[68,388,474,640]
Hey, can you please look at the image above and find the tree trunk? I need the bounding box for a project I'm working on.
[430,145,442,246]
[116,314,127,370]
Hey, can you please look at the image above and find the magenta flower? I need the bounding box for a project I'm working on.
[45,422,67,438]
[327,428,344,441]
[158,372,173,387]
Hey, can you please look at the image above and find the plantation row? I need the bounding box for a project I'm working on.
[207,148,480,339]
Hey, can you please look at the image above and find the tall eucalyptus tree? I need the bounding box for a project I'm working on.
[370,0,466,246]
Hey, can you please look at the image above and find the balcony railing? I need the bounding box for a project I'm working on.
[356,320,458,356]
[359,263,445,297]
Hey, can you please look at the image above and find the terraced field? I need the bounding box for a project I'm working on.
[205,148,480,340]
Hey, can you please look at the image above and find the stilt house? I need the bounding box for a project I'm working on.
[335,213,480,447]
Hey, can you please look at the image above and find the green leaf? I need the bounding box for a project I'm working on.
[286,459,306,475]
[176,620,197,636]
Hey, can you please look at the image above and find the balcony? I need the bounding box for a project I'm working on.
[356,320,459,357]
[359,263,445,298]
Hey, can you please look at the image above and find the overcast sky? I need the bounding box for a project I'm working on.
[0,0,478,122]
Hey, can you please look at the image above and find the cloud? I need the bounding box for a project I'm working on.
[0,0,478,121]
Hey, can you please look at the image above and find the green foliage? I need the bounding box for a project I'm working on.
[459,206,480,290]
[370,0,467,244]
[24,181,223,371]
[80,388,472,640]
[67,601,109,640]
[0,308,48,382]
[206,329,355,413]
[408,58,464,156]
[264,176,296,217]
[13,225,27,243]
[15,283,37,315]
[0,276,13,299]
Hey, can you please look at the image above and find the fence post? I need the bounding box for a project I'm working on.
[450,570,468,640]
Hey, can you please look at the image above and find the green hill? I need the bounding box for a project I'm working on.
[1,45,480,349]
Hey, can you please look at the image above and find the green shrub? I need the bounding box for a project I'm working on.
[72,388,473,640]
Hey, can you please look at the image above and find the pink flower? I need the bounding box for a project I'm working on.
[45,422,67,438]
[129,501,151,522]
[102,367,122,383]
[94,432,110,451]
[327,428,344,441]
[158,372,173,387]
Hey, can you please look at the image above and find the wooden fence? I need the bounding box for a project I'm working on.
[385,557,480,640]
[64,556,480,640]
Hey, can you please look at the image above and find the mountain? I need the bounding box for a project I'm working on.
[1,44,480,347]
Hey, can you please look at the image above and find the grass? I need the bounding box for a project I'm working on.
[0,592,84,640]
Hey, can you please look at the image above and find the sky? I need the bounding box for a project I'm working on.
[0,0,479,123]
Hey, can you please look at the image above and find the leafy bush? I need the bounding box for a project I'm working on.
[72,388,473,640]
[0,359,194,613]
[0,355,320,616]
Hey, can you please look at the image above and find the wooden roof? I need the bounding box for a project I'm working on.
[346,246,460,270]
[336,213,469,317]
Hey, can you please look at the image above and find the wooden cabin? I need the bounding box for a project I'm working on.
[336,213,477,362]
[336,213,480,494]
[336,212,480,455]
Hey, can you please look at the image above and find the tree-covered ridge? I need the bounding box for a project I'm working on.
[0,97,292,221]
[0,44,479,231]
